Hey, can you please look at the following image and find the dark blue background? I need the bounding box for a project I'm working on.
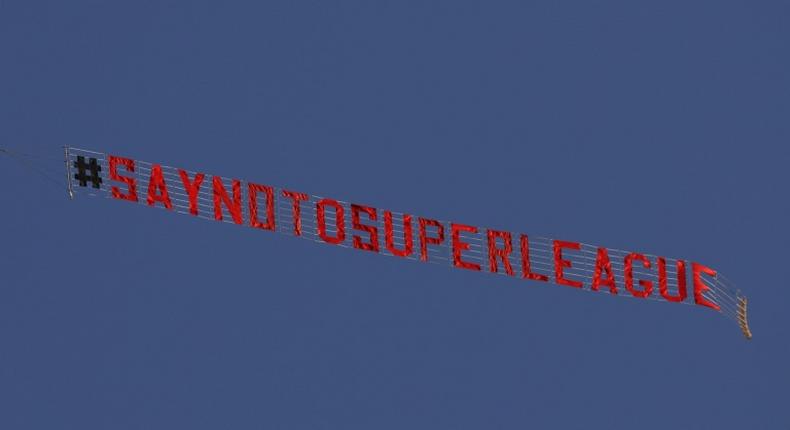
[2,1,788,428]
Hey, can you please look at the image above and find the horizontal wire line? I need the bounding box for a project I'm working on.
[702,278,739,307]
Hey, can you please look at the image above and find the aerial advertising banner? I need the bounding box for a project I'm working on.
[65,147,752,339]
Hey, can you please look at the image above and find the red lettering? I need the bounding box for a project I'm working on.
[692,262,720,311]
[282,190,309,236]
[418,218,445,262]
[212,176,242,224]
[351,204,379,252]
[553,240,583,288]
[658,258,688,303]
[520,235,548,281]
[451,223,481,271]
[487,229,514,275]
[109,156,137,202]
[384,211,413,257]
[248,183,275,230]
[624,253,652,298]
[317,198,345,245]
[591,247,617,294]
[178,170,205,216]
[146,164,172,209]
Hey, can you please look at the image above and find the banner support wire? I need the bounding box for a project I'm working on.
[64,145,74,200]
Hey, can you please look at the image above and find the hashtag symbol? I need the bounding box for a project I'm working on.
[73,156,103,189]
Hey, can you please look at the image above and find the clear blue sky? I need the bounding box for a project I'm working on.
[1,1,788,428]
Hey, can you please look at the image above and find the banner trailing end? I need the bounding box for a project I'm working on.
[737,296,752,340]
